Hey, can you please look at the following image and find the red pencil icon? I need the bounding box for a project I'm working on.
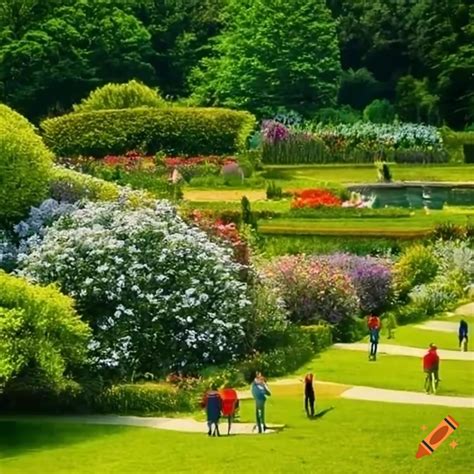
[416,416,459,459]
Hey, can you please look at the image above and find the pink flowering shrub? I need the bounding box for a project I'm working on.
[265,255,360,326]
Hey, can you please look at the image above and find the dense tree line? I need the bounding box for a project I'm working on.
[0,0,472,128]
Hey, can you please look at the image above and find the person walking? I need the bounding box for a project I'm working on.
[423,343,440,393]
[367,313,381,361]
[459,319,468,351]
[303,373,316,417]
[251,372,271,433]
[220,384,239,435]
[201,384,222,436]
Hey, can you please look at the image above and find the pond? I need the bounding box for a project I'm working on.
[347,182,474,209]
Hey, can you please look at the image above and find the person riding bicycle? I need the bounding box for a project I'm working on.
[423,343,440,393]
[367,314,381,361]
[459,319,468,351]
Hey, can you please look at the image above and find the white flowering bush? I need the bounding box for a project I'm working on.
[20,199,251,376]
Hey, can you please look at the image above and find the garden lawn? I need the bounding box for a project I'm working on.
[259,209,474,236]
[381,326,463,352]
[1,388,473,474]
[263,164,474,188]
[295,349,474,397]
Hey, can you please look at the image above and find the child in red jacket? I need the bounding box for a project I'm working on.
[220,384,240,435]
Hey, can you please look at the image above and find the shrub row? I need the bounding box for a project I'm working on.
[441,128,474,164]
[41,107,256,158]
[287,207,411,219]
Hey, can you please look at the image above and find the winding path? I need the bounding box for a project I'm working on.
[333,343,474,361]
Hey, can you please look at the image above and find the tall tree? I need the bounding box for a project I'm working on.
[190,0,341,115]
[0,0,155,119]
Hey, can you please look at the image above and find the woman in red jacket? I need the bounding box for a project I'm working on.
[220,384,240,435]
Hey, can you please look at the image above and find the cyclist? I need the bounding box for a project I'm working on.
[423,343,440,394]
[459,319,468,351]
[367,314,381,361]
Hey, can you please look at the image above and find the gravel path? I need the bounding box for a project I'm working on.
[333,343,474,361]
[341,386,474,408]
[414,321,459,332]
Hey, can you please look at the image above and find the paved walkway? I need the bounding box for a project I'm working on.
[414,321,458,332]
[455,302,474,316]
[5,414,284,435]
[333,343,474,361]
[341,386,474,408]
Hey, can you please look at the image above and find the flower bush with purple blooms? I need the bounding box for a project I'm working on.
[264,255,360,327]
[261,120,290,144]
[317,253,393,313]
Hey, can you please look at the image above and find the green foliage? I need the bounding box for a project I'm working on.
[338,68,381,110]
[287,207,410,219]
[41,107,256,157]
[73,80,165,112]
[240,196,257,230]
[94,383,193,415]
[312,105,362,125]
[0,271,91,388]
[49,166,120,203]
[0,104,53,225]
[0,0,156,119]
[262,134,330,164]
[262,235,406,258]
[331,316,367,343]
[237,326,319,382]
[190,0,341,114]
[363,99,395,124]
[266,181,283,200]
[300,324,333,352]
[393,244,439,300]
[441,128,474,163]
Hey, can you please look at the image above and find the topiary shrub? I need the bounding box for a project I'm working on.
[363,99,396,124]
[0,105,53,225]
[0,272,91,389]
[20,199,251,377]
[41,107,256,158]
[73,80,166,112]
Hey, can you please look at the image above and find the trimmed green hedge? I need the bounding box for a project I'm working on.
[41,107,256,158]
[0,105,53,224]
[287,207,411,219]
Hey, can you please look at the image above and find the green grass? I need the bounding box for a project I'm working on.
[382,325,463,352]
[296,349,474,397]
[259,209,474,236]
[264,164,474,188]
[1,392,473,474]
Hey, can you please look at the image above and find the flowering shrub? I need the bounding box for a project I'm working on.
[317,253,392,313]
[292,189,342,209]
[264,255,360,326]
[261,120,447,164]
[187,210,250,265]
[20,199,251,376]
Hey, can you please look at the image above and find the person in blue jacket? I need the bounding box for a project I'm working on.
[459,319,469,351]
[251,372,271,433]
[201,384,222,436]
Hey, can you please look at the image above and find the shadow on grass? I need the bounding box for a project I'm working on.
[309,407,335,420]
[0,418,124,460]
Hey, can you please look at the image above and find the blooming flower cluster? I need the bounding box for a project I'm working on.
[291,189,342,209]
[20,199,252,375]
[261,120,290,144]
[264,255,360,326]
[316,253,393,313]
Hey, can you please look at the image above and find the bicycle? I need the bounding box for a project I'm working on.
[424,371,438,395]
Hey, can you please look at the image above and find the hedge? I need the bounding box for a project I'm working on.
[49,166,120,202]
[0,105,53,225]
[41,107,256,158]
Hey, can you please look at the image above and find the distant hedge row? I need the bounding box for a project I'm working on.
[41,107,256,158]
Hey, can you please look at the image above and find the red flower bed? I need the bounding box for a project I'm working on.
[291,188,342,209]
[164,156,236,168]
[102,150,154,171]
